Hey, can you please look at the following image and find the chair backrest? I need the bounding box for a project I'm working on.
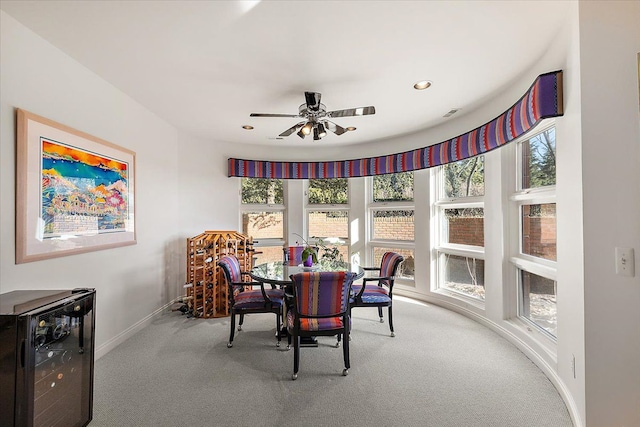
[284,246,306,264]
[379,252,405,285]
[217,255,242,291]
[290,271,356,318]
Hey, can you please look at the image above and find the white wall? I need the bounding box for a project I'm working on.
[555,2,587,423]
[0,11,181,358]
[578,2,640,426]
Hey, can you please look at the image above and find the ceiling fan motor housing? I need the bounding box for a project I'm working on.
[298,103,326,120]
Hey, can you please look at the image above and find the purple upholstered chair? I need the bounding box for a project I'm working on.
[217,255,285,348]
[350,252,404,337]
[287,271,356,380]
[283,246,306,265]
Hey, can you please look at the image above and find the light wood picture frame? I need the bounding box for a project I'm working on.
[16,109,136,264]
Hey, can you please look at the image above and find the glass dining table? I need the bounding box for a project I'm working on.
[249,259,364,286]
[250,260,364,347]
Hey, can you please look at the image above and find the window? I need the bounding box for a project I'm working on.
[511,125,557,338]
[307,179,349,261]
[369,172,415,281]
[240,178,285,264]
[373,172,414,202]
[519,270,557,336]
[241,178,283,205]
[308,178,348,204]
[435,157,485,301]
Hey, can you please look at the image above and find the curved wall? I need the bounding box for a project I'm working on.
[219,9,584,425]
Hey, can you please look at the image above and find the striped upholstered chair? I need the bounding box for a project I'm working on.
[217,255,285,348]
[350,252,404,337]
[287,271,356,380]
[283,246,306,265]
[283,245,318,265]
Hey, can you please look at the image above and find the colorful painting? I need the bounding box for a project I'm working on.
[41,138,129,237]
[16,109,136,264]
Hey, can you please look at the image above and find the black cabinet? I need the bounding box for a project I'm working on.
[0,289,95,427]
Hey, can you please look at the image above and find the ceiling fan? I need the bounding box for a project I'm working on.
[250,92,375,140]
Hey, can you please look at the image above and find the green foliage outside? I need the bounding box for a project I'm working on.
[241,178,283,204]
[308,178,348,204]
[373,171,414,202]
[443,156,485,198]
[525,128,556,188]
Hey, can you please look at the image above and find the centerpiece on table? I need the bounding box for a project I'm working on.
[293,234,319,267]
[293,235,345,267]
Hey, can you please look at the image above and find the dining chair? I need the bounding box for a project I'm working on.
[284,245,318,265]
[217,255,285,348]
[350,252,404,337]
[283,246,306,264]
[287,271,356,380]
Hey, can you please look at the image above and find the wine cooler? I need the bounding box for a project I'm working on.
[0,289,96,427]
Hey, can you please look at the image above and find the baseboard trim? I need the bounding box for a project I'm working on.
[95,298,179,361]
[395,290,583,427]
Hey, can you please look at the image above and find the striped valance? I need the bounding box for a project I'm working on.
[228,70,563,179]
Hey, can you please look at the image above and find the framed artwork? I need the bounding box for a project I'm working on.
[16,109,136,264]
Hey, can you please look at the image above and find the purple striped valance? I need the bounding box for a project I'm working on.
[228,70,563,179]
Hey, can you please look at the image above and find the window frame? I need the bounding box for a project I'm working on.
[239,178,287,263]
[304,179,351,259]
[509,122,558,340]
[433,156,486,304]
[366,173,415,284]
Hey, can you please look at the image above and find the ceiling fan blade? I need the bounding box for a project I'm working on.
[250,113,300,118]
[279,121,306,137]
[304,91,322,112]
[324,120,347,136]
[327,106,376,118]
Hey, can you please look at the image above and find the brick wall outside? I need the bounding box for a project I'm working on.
[448,217,484,246]
[308,212,349,238]
[242,212,283,239]
[522,204,556,261]
[245,209,556,281]
[372,216,414,240]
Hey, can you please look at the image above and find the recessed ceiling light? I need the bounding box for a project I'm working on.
[242,125,254,130]
[346,126,356,132]
[413,80,432,90]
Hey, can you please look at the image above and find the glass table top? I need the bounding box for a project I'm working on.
[250,260,364,285]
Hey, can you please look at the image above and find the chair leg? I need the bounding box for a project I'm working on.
[227,313,236,348]
[378,306,384,323]
[292,335,300,380]
[238,313,244,331]
[276,313,282,347]
[388,305,395,337]
[342,330,350,376]
[336,333,341,348]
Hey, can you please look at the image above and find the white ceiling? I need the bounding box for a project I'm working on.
[1,0,571,147]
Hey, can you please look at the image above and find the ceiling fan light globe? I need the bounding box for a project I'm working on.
[317,123,327,138]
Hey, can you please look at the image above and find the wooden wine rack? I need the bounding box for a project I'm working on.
[185,231,255,318]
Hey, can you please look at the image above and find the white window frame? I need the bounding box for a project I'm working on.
[366,173,415,284]
[433,157,486,305]
[304,179,351,258]
[509,121,557,340]
[239,178,286,260]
